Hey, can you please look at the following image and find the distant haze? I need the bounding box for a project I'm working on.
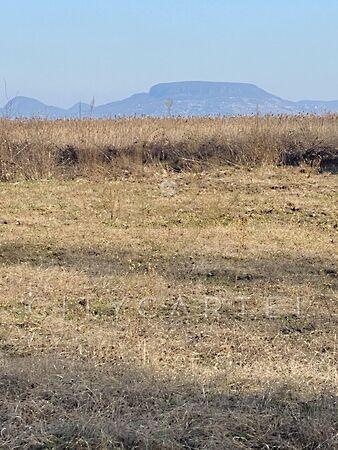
[0,0,337,106]
[1,81,338,118]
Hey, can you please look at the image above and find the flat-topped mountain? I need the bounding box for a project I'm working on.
[1,81,338,118]
[149,81,282,100]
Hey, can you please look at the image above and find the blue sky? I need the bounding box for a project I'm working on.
[0,0,337,106]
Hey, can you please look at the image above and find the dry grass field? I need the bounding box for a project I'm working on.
[0,116,337,449]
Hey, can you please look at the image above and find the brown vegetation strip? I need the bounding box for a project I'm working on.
[0,115,337,180]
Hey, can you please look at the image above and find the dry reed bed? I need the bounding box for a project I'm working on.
[0,115,337,180]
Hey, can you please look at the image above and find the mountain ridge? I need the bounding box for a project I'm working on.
[1,81,338,118]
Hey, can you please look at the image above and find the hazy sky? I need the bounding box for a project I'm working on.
[1,0,337,107]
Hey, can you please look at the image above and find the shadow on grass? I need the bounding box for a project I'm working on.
[0,241,336,289]
[0,356,336,449]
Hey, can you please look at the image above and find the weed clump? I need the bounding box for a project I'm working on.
[56,145,79,166]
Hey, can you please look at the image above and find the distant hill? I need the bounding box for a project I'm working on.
[2,96,66,118]
[67,102,92,116]
[1,82,338,118]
